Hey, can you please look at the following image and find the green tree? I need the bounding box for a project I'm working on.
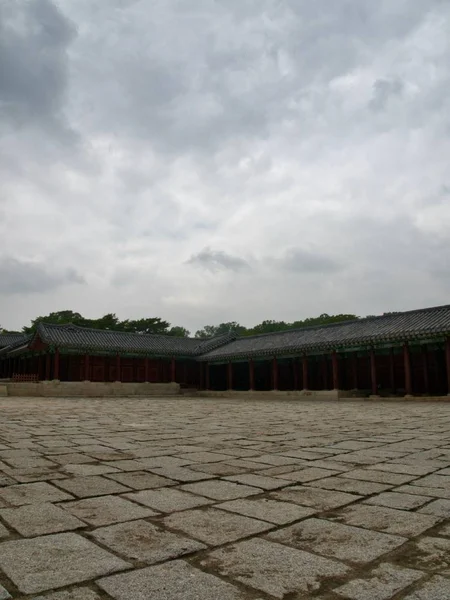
[291,313,358,328]
[93,313,121,330]
[23,310,84,333]
[167,326,190,337]
[121,317,171,335]
[195,322,247,338]
[247,320,289,335]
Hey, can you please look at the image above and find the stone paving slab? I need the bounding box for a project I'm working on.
[200,537,350,598]
[328,504,440,537]
[0,481,73,505]
[105,471,176,490]
[224,473,292,490]
[62,495,158,526]
[0,532,129,593]
[216,497,316,524]
[3,397,450,599]
[89,519,205,563]
[54,475,132,498]
[98,560,253,600]
[419,499,450,517]
[164,506,273,545]
[267,517,407,563]
[402,575,450,599]
[334,562,423,599]
[309,476,393,495]
[179,479,262,500]
[123,487,213,512]
[365,492,434,510]
[0,502,85,536]
[270,485,362,510]
[31,589,103,600]
[390,536,450,574]
[0,523,9,538]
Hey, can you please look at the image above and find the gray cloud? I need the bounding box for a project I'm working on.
[369,78,404,111]
[0,0,76,139]
[1,0,450,330]
[187,248,250,273]
[0,257,84,294]
[278,248,341,274]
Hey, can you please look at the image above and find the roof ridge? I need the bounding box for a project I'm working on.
[38,321,198,341]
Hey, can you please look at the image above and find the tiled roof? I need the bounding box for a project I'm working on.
[200,304,450,361]
[0,333,29,349]
[31,322,234,357]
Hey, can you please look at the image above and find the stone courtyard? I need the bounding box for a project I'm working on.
[1,398,450,599]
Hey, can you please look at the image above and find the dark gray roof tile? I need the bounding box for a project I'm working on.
[199,304,450,361]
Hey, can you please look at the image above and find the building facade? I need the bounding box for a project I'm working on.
[1,304,450,396]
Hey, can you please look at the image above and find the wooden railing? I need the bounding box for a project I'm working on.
[11,373,40,382]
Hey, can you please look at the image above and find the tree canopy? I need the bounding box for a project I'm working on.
[1,310,361,339]
[194,313,358,338]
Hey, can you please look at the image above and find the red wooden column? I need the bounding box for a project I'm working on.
[144,357,149,382]
[331,351,339,390]
[351,353,358,389]
[170,357,176,382]
[293,358,299,390]
[389,348,396,393]
[116,354,121,382]
[227,361,233,390]
[54,348,60,380]
[445,338,450,395]
[302,356,308,390]
[272,357,278,390]
[403,343,412,396]
[84,354,90,381]
[370,349,377,395]
[45,354,51,380]
[422,345,429,395]
[205,362,210,389]
[249,359,255,390]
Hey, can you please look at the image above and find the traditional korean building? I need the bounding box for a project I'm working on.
[1,303,450,396]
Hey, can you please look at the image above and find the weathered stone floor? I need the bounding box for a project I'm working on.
[1,398,450,599]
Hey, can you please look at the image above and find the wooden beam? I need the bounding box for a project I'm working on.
[144,357,149,382]
[205,362,210,390]
[170,357,176,382]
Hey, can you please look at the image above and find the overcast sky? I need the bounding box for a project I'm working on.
[1,0,450,333]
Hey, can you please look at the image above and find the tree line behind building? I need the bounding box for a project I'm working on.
[1,309,396,338]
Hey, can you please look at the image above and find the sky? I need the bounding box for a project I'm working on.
[1,0,450,334]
